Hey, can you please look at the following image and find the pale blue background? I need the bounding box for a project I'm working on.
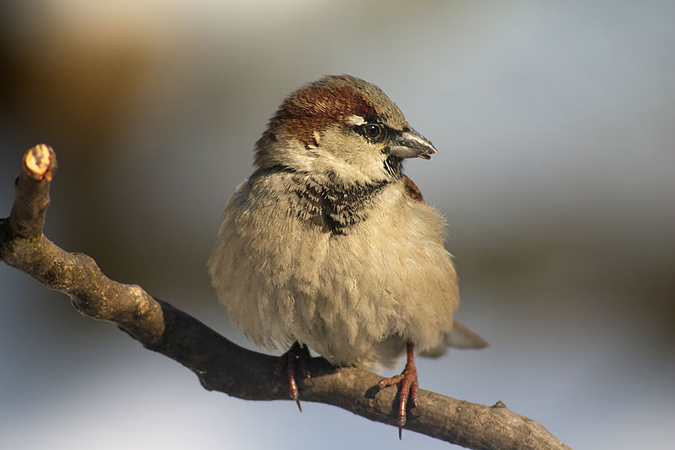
[1,1,674,449]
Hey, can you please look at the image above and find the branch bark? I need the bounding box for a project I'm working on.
[0,145,571,450]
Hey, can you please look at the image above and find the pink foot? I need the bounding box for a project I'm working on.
[274,342,311,411]
[378,342,418,439]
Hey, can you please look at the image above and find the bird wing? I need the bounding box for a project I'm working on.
[402,176,489,355]
[402,175,425,202]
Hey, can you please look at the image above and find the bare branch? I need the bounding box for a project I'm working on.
[0,145,571,450]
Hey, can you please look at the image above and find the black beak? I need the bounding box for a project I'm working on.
[388,129,438,160]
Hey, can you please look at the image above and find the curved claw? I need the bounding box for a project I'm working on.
[377,342,419,439]
[274,342,311,412]
[293,393,302,412]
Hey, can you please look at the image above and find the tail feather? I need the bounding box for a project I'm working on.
[420,320,488,358]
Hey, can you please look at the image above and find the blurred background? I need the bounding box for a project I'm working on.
[1,1,673,449]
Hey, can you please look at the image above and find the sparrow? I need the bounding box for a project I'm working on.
[208,75,487,436]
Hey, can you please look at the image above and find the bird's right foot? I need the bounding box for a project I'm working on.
[274,342,311,411]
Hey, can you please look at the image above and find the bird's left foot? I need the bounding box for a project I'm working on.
[274,342,311,412]
[378,342,418,439]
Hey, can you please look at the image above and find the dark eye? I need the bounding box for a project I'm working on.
[362,124,383,140]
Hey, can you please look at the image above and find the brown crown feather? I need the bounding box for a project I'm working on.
[271,82,377,148]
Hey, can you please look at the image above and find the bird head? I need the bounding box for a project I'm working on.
[254,75,437,186]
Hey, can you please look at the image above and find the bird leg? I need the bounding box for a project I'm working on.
[378,342,419,439]
[274,342,311,412]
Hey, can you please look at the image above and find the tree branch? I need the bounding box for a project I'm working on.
[0,145,571,450]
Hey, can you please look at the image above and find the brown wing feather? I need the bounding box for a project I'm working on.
[403,175,424,203]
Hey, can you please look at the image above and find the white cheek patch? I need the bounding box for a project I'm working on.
[347,115,366,126]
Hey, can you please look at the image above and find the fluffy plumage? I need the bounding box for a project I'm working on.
[209,75,484,371]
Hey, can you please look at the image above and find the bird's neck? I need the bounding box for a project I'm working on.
[252,165,393,236]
